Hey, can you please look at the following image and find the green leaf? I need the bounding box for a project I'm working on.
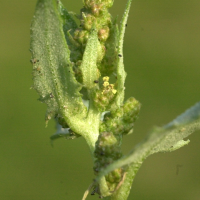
[95,101,200,199]
[31,0,102,153]
[164,101,200,128]
[57,0,78,31]
[115,0,133,107]
[30,0,86,128]
[57,0,79,47]
[80,29,101,90]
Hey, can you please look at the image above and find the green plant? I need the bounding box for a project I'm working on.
[30,0,200,199]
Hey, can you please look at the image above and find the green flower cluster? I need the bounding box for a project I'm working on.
[100,97,141,135]
[66,0,118,84]
[79,0,113,43]
[93,97,141,194]
[93,131,123,193]
[93,76,117,111]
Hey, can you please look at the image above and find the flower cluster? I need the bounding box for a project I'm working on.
[66,0,118,84]
[93,97,141,194]
[93,76,117,111]
[100,97,141,135]
[93,131,123,193]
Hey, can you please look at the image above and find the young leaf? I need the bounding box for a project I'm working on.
[115,0,133,107]
[95,101,200,188]
[80,29,101,90]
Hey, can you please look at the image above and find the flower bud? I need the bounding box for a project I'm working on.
[123,97,141,122]
[91,3,104,17]
[77,30,89,44]
[98,27,110,42]
[81,13,95,31]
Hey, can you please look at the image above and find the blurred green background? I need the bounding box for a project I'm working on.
[1,0,200,199]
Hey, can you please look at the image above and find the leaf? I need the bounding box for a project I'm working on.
[80,29,101,90]
[115,0,133,107]
[57,0,79,48]
[30,0,86,127]
[95,101,200,185]
[57,0,78,31]
[164,101,200,128]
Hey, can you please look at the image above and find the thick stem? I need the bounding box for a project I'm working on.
[82,129,99,153]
